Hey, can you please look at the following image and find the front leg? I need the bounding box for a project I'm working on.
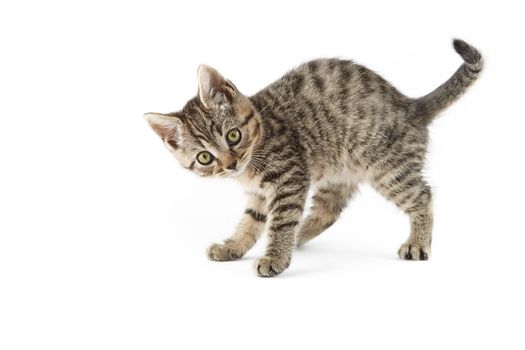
[254,172,309,277]
[207,192,267,261]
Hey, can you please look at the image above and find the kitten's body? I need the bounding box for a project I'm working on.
[145,39,483,277]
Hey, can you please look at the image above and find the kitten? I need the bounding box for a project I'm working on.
[145,39,483,277]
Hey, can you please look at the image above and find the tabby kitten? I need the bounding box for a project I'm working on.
[145,39,482,277]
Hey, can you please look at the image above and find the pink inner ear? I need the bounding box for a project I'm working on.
[148,122,173,140]
[199,65,237,106]
[210,75,236,99]
[209,72,224,91]
[145,113,181,141]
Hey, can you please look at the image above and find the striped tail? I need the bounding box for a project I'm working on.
[415,39,483,124]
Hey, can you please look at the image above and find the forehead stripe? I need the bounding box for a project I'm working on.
[240,111,255,127]
[213,122,222,136]
[183,117,210,147]
[183,122,205,148]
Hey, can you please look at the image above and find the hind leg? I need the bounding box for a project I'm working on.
[372,170,433,260]
[397,185,432,260]
[296,181,358,247]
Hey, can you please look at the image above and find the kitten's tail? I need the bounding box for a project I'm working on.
[415,39,483,124]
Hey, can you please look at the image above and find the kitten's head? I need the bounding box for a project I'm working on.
[145,65,261,178]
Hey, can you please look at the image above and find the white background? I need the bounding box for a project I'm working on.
[1,1,523,349]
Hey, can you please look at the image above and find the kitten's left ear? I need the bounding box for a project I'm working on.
[197,64,237,108]
[144,112,181,143]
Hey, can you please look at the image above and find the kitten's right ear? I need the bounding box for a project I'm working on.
[197,64,237,109]
[144,112,181,142]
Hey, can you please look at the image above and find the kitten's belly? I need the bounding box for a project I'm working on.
[311,163,365,190]
[237,159,366,194]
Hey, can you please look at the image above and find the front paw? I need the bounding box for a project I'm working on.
[398,241,431,261]
[254,256,290,277]
[207,242,245,261]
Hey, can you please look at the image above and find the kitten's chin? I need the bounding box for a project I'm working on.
[228,162,249,178]
[215,170,241,178]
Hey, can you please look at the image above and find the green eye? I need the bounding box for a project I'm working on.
[226,128,242,146]
[196,151,214,165]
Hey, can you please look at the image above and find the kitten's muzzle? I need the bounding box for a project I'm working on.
[226,160,237,170]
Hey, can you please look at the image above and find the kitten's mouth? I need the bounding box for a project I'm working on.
[225,160,249,178]
[229,162,248,177]
[216,155,250,178]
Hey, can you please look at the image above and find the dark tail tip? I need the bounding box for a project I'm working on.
[453,38,482,65]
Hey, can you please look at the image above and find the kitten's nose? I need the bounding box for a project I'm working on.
[226,160,237,170]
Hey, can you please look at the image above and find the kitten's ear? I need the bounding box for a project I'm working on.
[144,112,181,142]
[197,64,237,108]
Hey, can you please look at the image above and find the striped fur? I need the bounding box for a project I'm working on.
[145,39,483,277]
